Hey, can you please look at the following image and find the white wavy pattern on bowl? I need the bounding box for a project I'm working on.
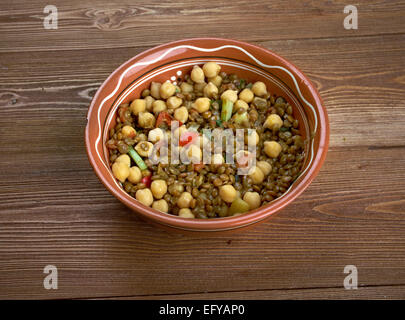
[93,44,318,205]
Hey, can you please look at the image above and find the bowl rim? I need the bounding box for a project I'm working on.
[85,37,329,232]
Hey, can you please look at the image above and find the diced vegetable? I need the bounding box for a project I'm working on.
[128,146,147,170]
[141,175,151,188]
[220,99,233,122]
[155,111,182,128]
[155,111,172,127]
[179,131,199,147]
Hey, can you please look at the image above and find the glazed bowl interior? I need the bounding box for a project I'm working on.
[86,38,329,232]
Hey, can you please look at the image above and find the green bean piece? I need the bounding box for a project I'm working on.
[220,99,234,122]
[128,146,147,170]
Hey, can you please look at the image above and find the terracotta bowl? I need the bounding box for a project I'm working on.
[85,38,329,233]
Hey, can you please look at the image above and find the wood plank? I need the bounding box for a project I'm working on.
[1,34,404,148]
[105,285,405,300]
[0,1,404,299]
[0,146,404,299]
[0,0,404,52]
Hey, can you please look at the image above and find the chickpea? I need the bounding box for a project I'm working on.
[186,145,202,162]
[180,82,193,94]
[173,125,187,140]
[196,134,210,149]
[152,100,167,114]
[166,96,183,109]
[135,141,154,157]
[144,95,155,111]
[138,133,147,141]
[256,161,272,176]
[219,185,237,203]
[221,89,238,103]
[208,75,222,87]
[127,166,142,184]
[115,154,130,167]
[136,188,154,207]
[190,65,205,83]
[192,97,210,113]
[121,125,136,138]
[234,99,249,113]
[177,192,193,208]
[152,199,169,213]
[151,179,167,199]
[112,162,130,183]
[150,82,161,99]
[160,80,176,99]
[130,99,146,115]
[148,128,165,143]
[264,114,283,131]
[194,81,207,93]
[249,166,265,184]
[211,153,224,165]
[178,208,195,218]
[245,130,259,146]
[203,82,218,98]
[138,112,156,128]
[252,81,267,97]
[141,89,150,98]
[264,141,282,158]
[239,88,254,103]
[203,62,221,78]
[174,106,189,123]
[243,192,261,209]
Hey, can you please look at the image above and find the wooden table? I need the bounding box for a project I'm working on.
[0,0,404,300]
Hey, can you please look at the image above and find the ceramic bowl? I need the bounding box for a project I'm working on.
[85,38,329,233]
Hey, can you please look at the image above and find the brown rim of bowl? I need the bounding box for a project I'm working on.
[85,37,329,232]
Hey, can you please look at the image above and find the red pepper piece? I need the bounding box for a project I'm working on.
[141,175,151,188]
[156,111,183,128]
[179,131,199,147]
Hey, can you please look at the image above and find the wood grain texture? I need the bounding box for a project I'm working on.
[0,0,404,52]
[1,146,404,299]
[0,0,404,300]
[104,285,405,300]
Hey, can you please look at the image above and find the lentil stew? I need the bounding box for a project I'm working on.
[106,62,306,219]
